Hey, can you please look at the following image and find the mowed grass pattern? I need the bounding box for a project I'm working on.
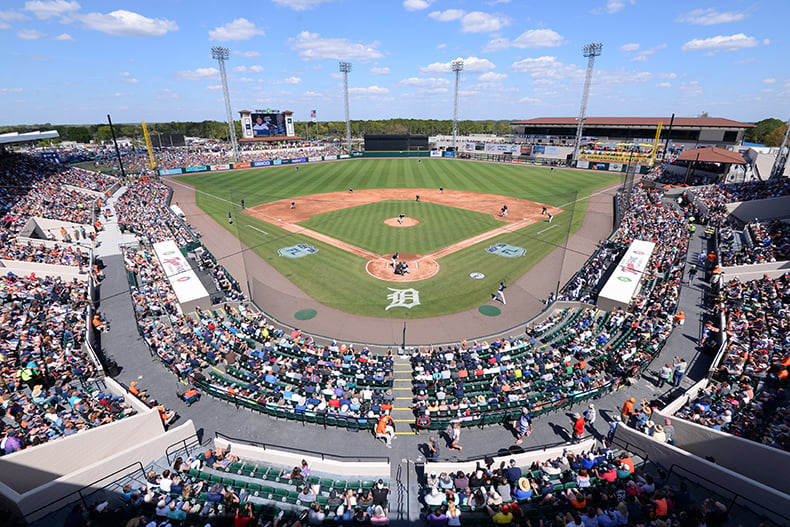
[177,159,622,318]
[299,200,501,255]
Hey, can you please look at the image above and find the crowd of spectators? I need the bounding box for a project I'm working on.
[675,273,790,451]
[101,142,345,175]
[123,243,395,422]
[0,272,137,454]
[557,242,623,304]
[719,219,790,267]
[420,445,729,527]
[114,179,198,246]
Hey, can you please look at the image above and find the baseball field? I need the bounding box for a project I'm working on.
[175,158,622,318]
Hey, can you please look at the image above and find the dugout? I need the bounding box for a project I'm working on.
[364,134,429,151]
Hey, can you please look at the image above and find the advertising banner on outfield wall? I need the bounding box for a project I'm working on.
[443,151,455,158]
[272,160,282,165]
[252,160,271,167]
[291,157,307,164]
[184,166,209,173]
[533,145,546,154]
[545,146,560,156]
[465,143,476,151]
[309,156,323,162]
[577,160,589,169]
[609,163,623,172]
[484,143,519,153]
[339,154,350,159]
[158,168,184,176]
[430,151,442,157]
[233,162,251,169]
[521,145,533,155]
[323,155,337,161]
[211,164,231,171]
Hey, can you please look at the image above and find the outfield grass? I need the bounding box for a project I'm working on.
[300,200,502,255]
[176,159,622,318]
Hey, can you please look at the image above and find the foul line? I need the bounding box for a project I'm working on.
[248,225,269,236]
[537,224,559,235]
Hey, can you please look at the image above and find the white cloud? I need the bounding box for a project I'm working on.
[249,65,264,73]
[236,77,255,83]
[511,56,579,79]
[436,43,446,49]
[175,67,219,81]
[420,56,495,74]
[232,65,247,73]
[682,33,759,53]
[288,31,384,61]
[271,0,334,10]
[0,9,29,28]
[679,80,703,95]
[349,86,390,94]
[17,29,44,39]
[656,82,671,88]
[370,67,390,75]
[209,18,264,41]
[623,43,666,62]
[24,0,79,20]
[478,71,507,82]
[273,76,301,85]
[403,0,434,11]
[605,0,635,14]
[54,32,73,41]
[302,90,323,97]
[460,11,510,33]
[518,96,541,103]
[428,9,508,33]
[676,8,748,26]
[78,10,178,37]
[119,72,139,83]
[207,85,223,91]
[483,38,510,52]
[619,43,640,52]
[512,29,565,48]
[399,77,451,88]
[234,50,260,58]
[762,78,776,84]
[0,88,24,96]
[428,9,465,22]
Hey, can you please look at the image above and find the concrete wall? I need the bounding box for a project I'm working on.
[721,260,790,281]
[0,409,165,494]
[650,407,790,495]
[0,260,89,282]
[614,425,790,524]
[726,196,790,223]
[214,438,390,479]
[426,438,595,476]
[63,185,106,199]
[17,420,196,523]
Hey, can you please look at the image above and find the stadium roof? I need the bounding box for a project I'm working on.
[0,130,60,145]
[677,146,747,165]
[511,117,754,128]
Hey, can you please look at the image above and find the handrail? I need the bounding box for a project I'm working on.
[214,431,390,463]
[23,460,147,520]
[164,432,202,466]
[666,463,790,523]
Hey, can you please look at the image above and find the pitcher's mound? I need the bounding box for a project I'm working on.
[366,254,439,282]
[384,217,419,227]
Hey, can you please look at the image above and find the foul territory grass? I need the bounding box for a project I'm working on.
[176,159,622,318]
[299,200,501,255]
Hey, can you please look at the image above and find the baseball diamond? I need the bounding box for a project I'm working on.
[176,158,623,318]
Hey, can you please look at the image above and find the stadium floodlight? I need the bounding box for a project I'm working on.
[212,46,240,163]
[572,43,603,166]
[339,61,353,153]
[451,60,464,155]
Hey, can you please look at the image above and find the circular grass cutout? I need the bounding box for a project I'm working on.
[294,308,317,321]
[478,305,501,317]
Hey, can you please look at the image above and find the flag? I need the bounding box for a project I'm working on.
[311,109,317,122]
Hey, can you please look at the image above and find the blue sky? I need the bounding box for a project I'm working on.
[1,0,787,126]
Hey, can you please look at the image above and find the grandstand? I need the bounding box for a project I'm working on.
[0,134,789,527]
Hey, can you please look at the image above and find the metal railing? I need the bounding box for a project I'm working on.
[164,432,202,466]
[23,460,146,521]
[214,431,390,463]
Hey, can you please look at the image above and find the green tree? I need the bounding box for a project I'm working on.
[65,126,92,143]
[744,118,785,144]
[765,123,788,147]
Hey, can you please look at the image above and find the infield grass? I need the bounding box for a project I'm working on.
[176,158,622,318]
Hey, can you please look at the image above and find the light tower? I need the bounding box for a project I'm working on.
[339,61,352,154]
[451,60,464,155]
[211,46,240,163]
[770,118,790,179]
[572,43,603,166]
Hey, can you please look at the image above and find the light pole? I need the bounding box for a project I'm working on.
[572,43,603,166]
[339,61,353,154]
[212,46,240,163]
[451,60,464,155]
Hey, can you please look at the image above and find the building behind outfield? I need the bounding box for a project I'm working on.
[510,116,753,150]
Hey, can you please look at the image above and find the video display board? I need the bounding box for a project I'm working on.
[250,112,287,137]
